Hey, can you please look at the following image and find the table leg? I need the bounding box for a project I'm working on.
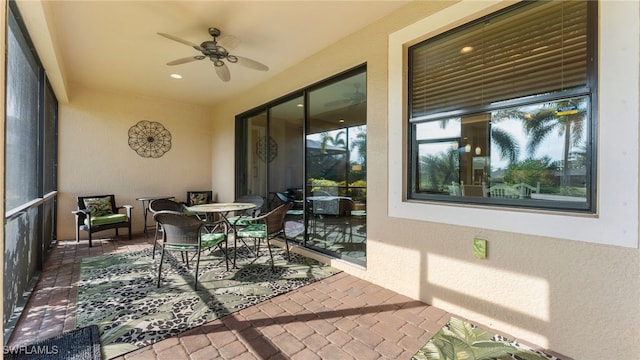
[140,200,150,237]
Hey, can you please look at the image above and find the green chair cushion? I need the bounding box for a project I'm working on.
[236,224,266,238]
[351,210,367,217]
[227,215,252,226]
[183,209,197,216]
[286,209,304,216]
[236,224,282,239]
[86,213,127,226]
[201,232,226,247]
[83,196,113,217]
[165,232,225,251]
[189,193,209,205]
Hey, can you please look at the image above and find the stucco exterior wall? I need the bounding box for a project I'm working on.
[208,2,640,359]
[57,85,214,240]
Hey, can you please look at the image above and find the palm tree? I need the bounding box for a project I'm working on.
[320,130,346,152]
[490,109,523,163]
[418,148,459,191]
[522,100,586,186]
[350,126,366,165]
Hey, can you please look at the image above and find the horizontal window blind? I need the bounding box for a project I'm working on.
[410,1,587,118]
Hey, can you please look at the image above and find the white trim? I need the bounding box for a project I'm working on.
[388,0,639,248]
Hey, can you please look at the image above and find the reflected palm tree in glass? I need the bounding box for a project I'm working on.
[494,99,587,187]
[523,100,587,186]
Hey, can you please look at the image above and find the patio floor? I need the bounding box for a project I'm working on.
[6,233,562,359]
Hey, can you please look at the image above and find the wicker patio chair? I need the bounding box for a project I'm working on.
[148,198,190,259]
[234,203,292,270]
[153,210,228,290]
[73,194,133,247]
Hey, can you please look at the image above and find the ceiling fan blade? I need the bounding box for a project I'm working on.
[166,56,205,66]
[215,62,231,82]
[325,99,351,107]
[235,56,269,71]
[157,32,202,51]
[218,34,240,49]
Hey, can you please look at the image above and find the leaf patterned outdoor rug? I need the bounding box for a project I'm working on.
[76,246,340,359]
[412,317,564,360]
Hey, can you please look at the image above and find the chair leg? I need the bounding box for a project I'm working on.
[233,236,237,268]
[223,241,229,270]
[265,237,275,271]
[157,248,166,288]
[152,224,159,259]
[194,250,201,291]
[88,232,93,248]
[284,233,291,261]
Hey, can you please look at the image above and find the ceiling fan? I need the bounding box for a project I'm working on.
[158,27,269,82]
[325,83,366,107]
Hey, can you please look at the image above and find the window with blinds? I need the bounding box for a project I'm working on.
[407,0,596,213]
[409,1,588,119]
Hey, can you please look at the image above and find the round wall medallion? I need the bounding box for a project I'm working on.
[128,120,172,158]
[256,135,278,162]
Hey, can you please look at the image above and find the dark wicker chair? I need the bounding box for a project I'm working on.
[234,203,292,269]
[153,210,228,290]
[186,191,214,206]
[227,195,265,229]
[73,194,133,247]
[276,192,304,217]
[148,198,190,259]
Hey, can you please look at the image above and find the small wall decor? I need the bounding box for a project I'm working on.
[256,135,278,162]
[128,120,172,158]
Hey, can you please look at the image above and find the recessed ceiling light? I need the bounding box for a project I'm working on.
[296,103,304,107]
[170,73,182,79]
[460,46,474,54]
[339,119,345,123]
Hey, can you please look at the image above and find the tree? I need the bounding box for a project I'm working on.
[522,100,586,186]
[503,157,556,186]
[350,126,366,165]
[418,148,459,191]
[320,130,346,152]
[490,109,523,163]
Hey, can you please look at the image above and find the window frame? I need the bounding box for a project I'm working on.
[406,0,597,213]
[388,0,639,248]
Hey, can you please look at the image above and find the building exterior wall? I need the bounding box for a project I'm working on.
[57,84,214,240]
[209,2,640,359]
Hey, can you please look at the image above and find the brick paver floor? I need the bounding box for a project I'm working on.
[6,234,565,359]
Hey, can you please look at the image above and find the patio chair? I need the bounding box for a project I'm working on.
[148,198,190,259]
[517,182,540,199]
[186,190,214,206]
[276,192,304,217]
[227,194,265,228]
[345,199,366,242]
[153,210,228,290]
[186,190,216,223]
[73,194,133,247]
[234,203,292,270]
[488,183,520,199]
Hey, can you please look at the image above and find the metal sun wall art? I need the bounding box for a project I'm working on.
[128,120,172,158]
[256,135,277,163]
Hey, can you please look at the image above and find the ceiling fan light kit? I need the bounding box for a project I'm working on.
[158,27,269,82]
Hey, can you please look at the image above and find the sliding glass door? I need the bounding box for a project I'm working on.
[236,65,366,266]
[237,111,268,199]
[306,69,366,264]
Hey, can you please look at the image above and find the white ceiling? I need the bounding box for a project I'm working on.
[18,1,410,107]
